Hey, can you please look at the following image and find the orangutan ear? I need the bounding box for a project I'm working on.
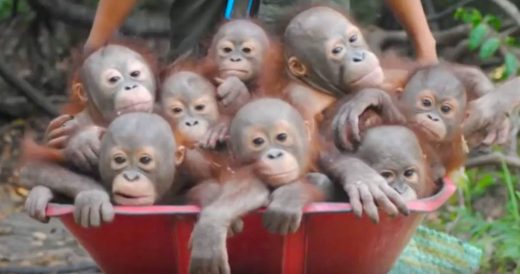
[304,120,314,143]
[175,146,186,166]
[288,57,307,77]
[73,82,88,103]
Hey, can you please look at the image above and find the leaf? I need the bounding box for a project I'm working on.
[468,8,483,26]
[504,36,516,46]
[455,8,482,25]
[483,15,501,30]
[474,174,495,196]
[504,53,519,78]
[454,7,466,20]
[469,24,487,50]
[479,38,500,60]
[0,0,12,20]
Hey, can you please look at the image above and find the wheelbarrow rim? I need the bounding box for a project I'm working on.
[45,177,456,216]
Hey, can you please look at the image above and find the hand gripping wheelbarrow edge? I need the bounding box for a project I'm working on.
[46,178,456,274]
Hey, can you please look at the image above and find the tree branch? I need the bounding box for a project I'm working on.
[0,56,58,116]
[423,0,439,31]
[367,24,471,53]
[28,0,170,37]
[466,152,520,169]
[491,0,520,28]
[427,0,475,22]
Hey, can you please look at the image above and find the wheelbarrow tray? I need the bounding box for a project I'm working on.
[46,179,456,274]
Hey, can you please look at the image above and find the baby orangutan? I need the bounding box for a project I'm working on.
[159,71,228,195]
[355,126,434,201]
[198,19,275,148]
[23,113,183,227]
[189,98,323,274]
[282,6,400,126]
[397,65,467,178]
[74,112,183,227]
[335,65,469,181]
[204,19,271,113]
[160,71,222,147]
[45,43,158,172]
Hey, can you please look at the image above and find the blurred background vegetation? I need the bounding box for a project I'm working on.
[0,0,518,273]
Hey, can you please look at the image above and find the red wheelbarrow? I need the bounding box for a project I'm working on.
[46,179,456,274]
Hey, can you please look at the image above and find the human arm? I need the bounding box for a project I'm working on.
[384,0,438,64]
[84,0,137,53]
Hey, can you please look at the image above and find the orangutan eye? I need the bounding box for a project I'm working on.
[440,105,451,114]
[404,169,416,177]
[139,156,152,165]
[109,76,121,84]
[332,46,343,55]
[349,34,358,43]
[422,98,432,107]
[223,47,232,53]
[276,133,288,142]
[130,70,141,78]
[252,137,265,146]
[380,171,395,181]
[114,155,126,164]
[242,47,252,54]
[195,104,205,111]
[172,107,183,114]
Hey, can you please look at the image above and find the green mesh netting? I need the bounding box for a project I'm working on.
[390,226,482,274]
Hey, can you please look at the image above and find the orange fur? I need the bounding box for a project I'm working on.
[61,39,159,115]
[257,40,288,99]
[199,19,286,98]
[19,137,65,166]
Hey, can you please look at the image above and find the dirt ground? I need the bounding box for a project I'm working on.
[0,120,101,274]
[0,185,100,274]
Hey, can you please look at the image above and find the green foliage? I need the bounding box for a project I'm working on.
[504,53,519,80]
[468,23,487,50]
[471,173,494,198]
[454,7,482,26]
[426,167,520,273]
[500,163,519,221]
[0,0,13,19]
[479,38,500,60]
[455,7,520,79]
[483,15,502,31]
[0,0,29,21]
